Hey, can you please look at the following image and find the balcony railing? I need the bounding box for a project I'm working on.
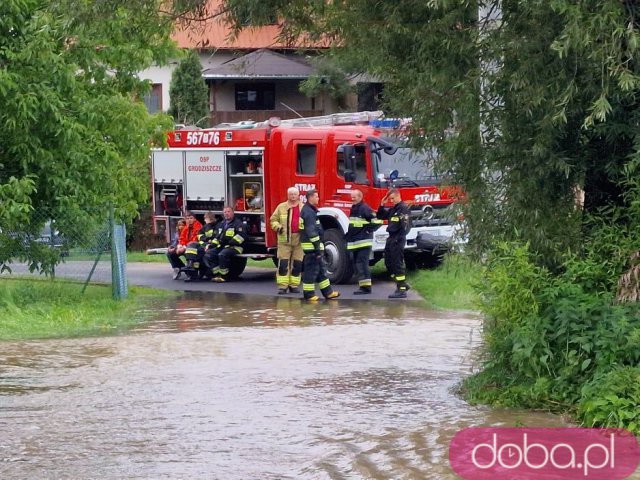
[212,109,324,125]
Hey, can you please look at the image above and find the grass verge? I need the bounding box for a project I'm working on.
[0,278,177,341]
[406,255,479,310]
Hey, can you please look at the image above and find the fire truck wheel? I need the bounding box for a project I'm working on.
[228,256,248,280]
[323,228,354,284]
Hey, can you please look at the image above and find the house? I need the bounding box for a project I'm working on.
[138,0,383,125]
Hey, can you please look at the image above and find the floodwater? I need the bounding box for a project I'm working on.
[0,292,568,479]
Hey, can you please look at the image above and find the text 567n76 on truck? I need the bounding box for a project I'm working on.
[151,111,465,283]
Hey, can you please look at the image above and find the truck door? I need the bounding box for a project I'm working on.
[291,140,321,200]
[327,141,371,210]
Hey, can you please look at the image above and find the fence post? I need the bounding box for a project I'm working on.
[110,206,128,300]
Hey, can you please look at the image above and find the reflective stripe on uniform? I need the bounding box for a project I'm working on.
[185,248,198,255]
[359,278,372,287]
[318,279,330,289]
[349,217,369,227]
[302,283,315,292]
[347,239,373,250]
[233,234,245,244]
[225,230,234,236]
[390,216,400,222]
[289,274,301,286]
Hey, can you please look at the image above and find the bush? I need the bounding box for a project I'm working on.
[579,367,640,434]
[464,241,640,433]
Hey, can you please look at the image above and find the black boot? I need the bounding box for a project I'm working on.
[353,287,371,295]
[388,289,407,299]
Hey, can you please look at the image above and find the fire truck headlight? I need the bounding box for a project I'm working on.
[422,205,434,220]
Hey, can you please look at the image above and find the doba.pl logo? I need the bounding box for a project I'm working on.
[449,428,640,479]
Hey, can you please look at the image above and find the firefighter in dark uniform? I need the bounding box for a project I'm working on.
[347,189,383,295]
[184,211,218,282]
[377,188,411,298]
[206,206,247,282]
[300,189,340,301]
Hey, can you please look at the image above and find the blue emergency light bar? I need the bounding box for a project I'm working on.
[370,119,401,128]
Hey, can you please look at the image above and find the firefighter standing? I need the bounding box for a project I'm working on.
[269,187,303,294]
[300,189,340,301]
[347,189,382,295]
[377,188,411,298]
[207,206,247,282]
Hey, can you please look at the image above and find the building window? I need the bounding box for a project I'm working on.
[357,82,384,112]
[143,84,163,113]
[297,145,317,175]
[235,83,275,110]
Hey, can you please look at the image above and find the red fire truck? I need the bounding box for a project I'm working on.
[151,111,464,283]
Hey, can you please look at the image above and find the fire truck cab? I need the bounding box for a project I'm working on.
[151,111,464,283]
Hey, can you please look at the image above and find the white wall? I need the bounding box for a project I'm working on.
[137,64,176,112]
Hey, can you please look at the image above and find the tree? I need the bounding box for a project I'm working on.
[216,0,640,268]
[299,57,352,110]
[0,0,177,273]
[168,49,210,126]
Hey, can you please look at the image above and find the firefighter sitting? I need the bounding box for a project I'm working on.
[205,205,247,282]
[183,211,217,282]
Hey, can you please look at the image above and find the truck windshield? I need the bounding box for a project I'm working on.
[370,137,442,187]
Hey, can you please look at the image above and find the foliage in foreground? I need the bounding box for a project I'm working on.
[0,0,177,274]
[0,279,175,340]
[462,242,640,434]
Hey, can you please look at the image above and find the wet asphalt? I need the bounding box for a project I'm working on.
[127,262,423,301]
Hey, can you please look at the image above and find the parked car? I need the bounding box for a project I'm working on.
[0,221,69,256]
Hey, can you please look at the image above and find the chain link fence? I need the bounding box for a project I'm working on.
[0,206,127,299]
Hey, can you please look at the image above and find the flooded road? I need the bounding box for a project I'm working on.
[1,292,566,479]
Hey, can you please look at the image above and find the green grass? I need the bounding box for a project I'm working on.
[0,278,177,341]
[405,255,479,310]
[127,250,166,263]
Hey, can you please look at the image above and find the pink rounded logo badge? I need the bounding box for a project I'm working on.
[449,428,640,479]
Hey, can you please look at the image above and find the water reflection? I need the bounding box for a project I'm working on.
[137,291,448,332]
[0,292,608,479]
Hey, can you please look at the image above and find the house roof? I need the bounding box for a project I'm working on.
[202,49,314,79]
[171,0,326,50]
